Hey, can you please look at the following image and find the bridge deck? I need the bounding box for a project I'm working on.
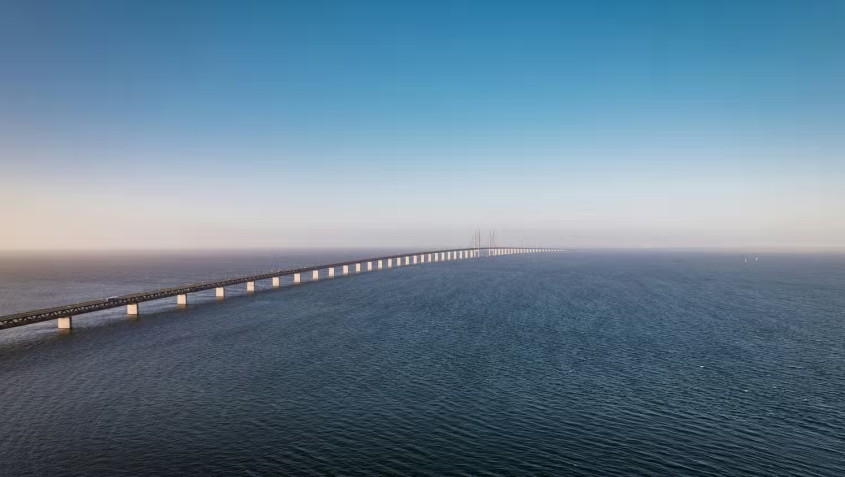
[0,247,546,330]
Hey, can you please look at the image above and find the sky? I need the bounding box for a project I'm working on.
[1,0,843,250]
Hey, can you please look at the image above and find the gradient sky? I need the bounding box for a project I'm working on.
[1,0,843,250]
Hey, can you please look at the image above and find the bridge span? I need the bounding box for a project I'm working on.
[0,247,562,332]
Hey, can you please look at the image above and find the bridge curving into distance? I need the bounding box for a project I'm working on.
[0,247,563,332]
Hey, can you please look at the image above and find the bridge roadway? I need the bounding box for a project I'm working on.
[0,247,561,331]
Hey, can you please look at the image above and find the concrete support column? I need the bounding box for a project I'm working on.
[405,256,410,265]
[127,303,139,315]
[378,260,383,269]
[413,255,418,264]
[356,263,361,272]
[272,277,280,288]
[247,281,255,292]
[428,253,432,262]
[388,258,393,268]
[217,287,226,298]
[328,267,335,278]
[396,257,402,267]
[58,316,72,330]
[177,294,188,306]
[294,273,301,284]
[367,261,373,271]
[434,253,439,262]
[343,265,349,275]
[312,270,319,281]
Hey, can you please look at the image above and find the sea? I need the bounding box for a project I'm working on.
[1,250,844,476]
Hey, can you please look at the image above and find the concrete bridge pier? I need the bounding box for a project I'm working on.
[378,260,383,269]
[58,316,72,330]
[247,281,255,292]
[396,258,402,267]
[343,265,349,275]
[368,261,373,271]
[329,267,335,278]
[312,270,319,281]
[413,255,418,264]
[356,263,361,272]
[388,259,393,268]
[127,303,139,315]
[177,294,188,306]
[216,287,226,298]
[272,277,280,288]
[294,273,301,284]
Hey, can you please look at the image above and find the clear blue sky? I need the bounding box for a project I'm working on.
[1,1,843,250]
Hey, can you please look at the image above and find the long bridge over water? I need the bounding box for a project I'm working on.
[0,247,561,332]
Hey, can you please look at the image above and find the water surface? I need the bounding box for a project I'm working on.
[1,251,844,475]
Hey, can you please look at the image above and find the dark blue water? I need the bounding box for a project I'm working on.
[1,251,844,476]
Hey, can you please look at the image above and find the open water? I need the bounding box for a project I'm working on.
[1,250,844,476]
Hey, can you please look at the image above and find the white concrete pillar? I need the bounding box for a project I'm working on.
[356,263,361,272]
[434,253,439,262]
[388,258,393,268]
[405,256,410,265]
[272,277,280,288]
[428,253,432,262]
[247,281,255,292]
[217,287,226,297]
[127,303,139,315]
[177,294,188,306]
[312,270,319,281]
[343,265,349,275]
[413,255,418,264]
[396,257,402,267]
[58,316,72,330]
[294,273,301,284]
[378,260,383,269]
[328,267,335,278]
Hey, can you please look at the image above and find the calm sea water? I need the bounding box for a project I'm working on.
[1,250,844,476]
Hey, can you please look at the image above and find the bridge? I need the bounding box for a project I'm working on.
[0,247,562,332]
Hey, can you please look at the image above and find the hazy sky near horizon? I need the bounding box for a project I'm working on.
[1,1,844,250]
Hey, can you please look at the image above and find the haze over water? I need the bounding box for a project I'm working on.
[2,251,844,475]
